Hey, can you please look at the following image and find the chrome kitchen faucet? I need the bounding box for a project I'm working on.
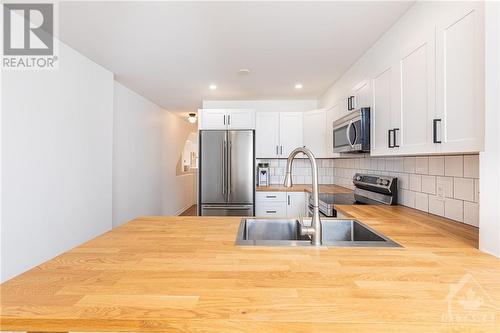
[283,147,322,246]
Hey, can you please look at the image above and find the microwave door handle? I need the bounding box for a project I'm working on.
[346,120,355,148]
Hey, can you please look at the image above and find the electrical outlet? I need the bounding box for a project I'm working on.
[436,184,445,200]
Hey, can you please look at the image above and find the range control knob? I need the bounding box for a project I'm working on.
[355,175,362,181]
[382,179,390,186]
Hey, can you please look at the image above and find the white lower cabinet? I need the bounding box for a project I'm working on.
[255,202,287,217]
[286,192,307,218]
[256,191,306,217]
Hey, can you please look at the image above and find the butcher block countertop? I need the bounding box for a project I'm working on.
[256,184,352,194]
[1,207,499,333]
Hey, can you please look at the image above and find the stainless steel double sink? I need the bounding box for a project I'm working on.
[235,218,401,247]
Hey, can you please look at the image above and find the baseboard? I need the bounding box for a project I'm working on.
[175,203,195,216]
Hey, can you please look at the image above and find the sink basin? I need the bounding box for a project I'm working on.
[235,218,401,247]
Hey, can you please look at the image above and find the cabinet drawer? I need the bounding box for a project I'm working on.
[255,202,287,217]
[256,191,287,202]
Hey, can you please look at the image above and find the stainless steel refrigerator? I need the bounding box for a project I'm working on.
[199,130,254,216]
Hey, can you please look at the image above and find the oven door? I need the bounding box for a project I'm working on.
[307,204,330,218]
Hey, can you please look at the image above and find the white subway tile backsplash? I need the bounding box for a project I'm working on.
[400,189,415,208]
[421,175,436,195]
[429,156,445,176]
[404,157,416,173]
[445,198,463,222]
[464,202,479,227]
[429,196,445,217]
[464,155,479,178]
[445,155,463,177]
[409,174,422,192]
[437,177,454,198]
[398,173,410,190]
[393,158,404,172]
[415,157,429,174]
[415,192,429,212]
[258,154,478,225]
[453,178,474,202]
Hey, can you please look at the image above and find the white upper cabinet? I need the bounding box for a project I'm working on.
[199,109,255,130]
[255,112,280,158]
[255,112,303,158]
[303,109,327,157]
[397,28,436,155]
[371,66,399,156]
[324,2,485,157]
[351,80,371,110]
[435,3,484,153]
[226,109,256,129]
[279,112,303,157]
[198,109,227,130]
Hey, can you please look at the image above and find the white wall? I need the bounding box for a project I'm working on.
[202,99,317,112]
[113,82,197,224]
[480,2,500,257]
[161,111,197,216]
[1,42,114,282]
[112,82,163,227]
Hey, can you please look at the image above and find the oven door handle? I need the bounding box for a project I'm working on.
[346,120,356,148]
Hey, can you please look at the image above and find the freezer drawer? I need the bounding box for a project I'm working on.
[201,205,254,217]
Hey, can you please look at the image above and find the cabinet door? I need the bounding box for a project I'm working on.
[279,112,303,157]
[227,109,255,130]
[199,109,227,130]
[325,104,341,158]
[352,81,371,109]
[371,67,396,156]
[286,192,306,218]
[255,112,280,158]
[398,30,436,155]
[435,3,484,153]
[303,109,327,157]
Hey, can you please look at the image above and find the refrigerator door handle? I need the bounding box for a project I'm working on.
[222,139,227,196]
[203,205,252,210]
[228,140,232,196]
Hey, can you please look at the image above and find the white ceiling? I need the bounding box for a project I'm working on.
[59,1,413,112]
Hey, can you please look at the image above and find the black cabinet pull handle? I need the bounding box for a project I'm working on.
[388,129,394,148]
[223,115,226,125]
[266,195,276,198]
[266,210,277,214]
[433,119,442,143]
[228,114,231,125]
[393,128,400,147]
[287,195,291,205]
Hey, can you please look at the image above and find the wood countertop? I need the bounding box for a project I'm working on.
[1,207,499,333]
[256,184,352,194]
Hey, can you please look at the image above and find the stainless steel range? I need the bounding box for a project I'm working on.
[308,173,398,217]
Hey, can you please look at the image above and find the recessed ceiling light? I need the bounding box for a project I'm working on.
[209,84,217,90]
[238,68,251,76]
[294,83,303,90]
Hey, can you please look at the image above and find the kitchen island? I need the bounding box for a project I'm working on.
[1,207,499,333]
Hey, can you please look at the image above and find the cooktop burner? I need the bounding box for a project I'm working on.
[317,193,356,205]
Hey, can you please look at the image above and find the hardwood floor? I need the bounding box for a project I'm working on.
[180,204,197,216]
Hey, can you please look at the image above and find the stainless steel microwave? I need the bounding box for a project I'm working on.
[332,107,370,153]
